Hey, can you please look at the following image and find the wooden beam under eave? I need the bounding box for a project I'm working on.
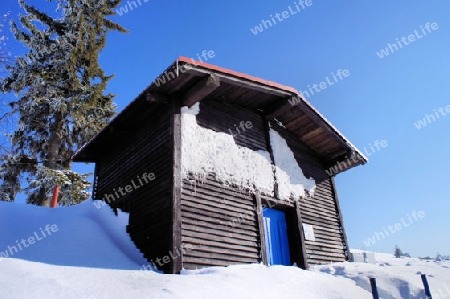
[146,92,170,103]
[182,74,220,108]
[325,148,351,162]
[265,96,300,119]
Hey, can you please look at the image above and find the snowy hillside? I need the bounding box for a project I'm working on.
[0,200,449,299]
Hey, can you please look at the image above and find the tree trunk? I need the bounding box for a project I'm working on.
[38,120,62,207]
[37,186,49,207]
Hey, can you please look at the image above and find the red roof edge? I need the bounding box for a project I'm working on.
[177,56,299,95]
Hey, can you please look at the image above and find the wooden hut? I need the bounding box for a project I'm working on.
[73,57,367,274]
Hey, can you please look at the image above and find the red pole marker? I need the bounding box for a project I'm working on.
[51,185,60,208]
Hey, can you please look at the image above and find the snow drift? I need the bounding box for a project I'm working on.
[1,200,450,298]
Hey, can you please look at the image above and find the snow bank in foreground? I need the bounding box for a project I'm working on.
[180,103,316,200]
[1,201,449,298]
[0,200,146,269]
[0,258,371,299]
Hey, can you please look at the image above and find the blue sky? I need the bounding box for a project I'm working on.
[1,0,449,257]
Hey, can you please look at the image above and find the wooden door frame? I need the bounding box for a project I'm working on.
[254,193,309,269]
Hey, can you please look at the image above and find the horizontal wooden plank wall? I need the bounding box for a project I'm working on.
[271,123,347,265]
[300,179,346,264]
[95,104,173,272]
[181,174,260,269]
[180,101,267,269]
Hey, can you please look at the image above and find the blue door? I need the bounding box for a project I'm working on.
[263,208,291,266]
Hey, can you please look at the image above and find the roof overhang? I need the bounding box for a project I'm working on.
[73,57,367,175]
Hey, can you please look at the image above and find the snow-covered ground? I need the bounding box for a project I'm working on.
[0,200,449,299]
[315,252,450,299]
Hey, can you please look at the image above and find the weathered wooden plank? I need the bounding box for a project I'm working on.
[307,254,345,262]
[99,146,169,178]
[309,232,344,243]
[181,217,258,239]
[304,243,345,252]
[300,201,338,217]
[183,183,252,210]
[298,221,341,235]
[181,223,257,242]
[305,253,346,261]
[307,236,345,246]
[182,236,258,253]
[301,127,325,143]
[98,146,170,181]
[181,192,255,217]
[97,121,170,176]
[182,216,258,238]
[305,249,345,259]
[294,200,309,270]
[331,176,349,261]
[181,205,257,229]
[300,209,341,224]
[97,158,170,205]
[301,201,339,216]
[307,227,342,238]
[182,185,255,213]
[254,191,267,265]
[300,213,340,226]
[182,257,240,268]
[301,205,337,219]
[182,231,258,248]
[300,206,338,220]
[181,209,258,233]
[182,182,257,210]
[181,198,255,220]
[184,176,256,203]
[184,250,258,264]
[170,97,182,274]
[307,257,344,265]
[189,244,259,259]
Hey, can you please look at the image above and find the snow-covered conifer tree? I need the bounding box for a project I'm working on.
[0,0,127,206]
